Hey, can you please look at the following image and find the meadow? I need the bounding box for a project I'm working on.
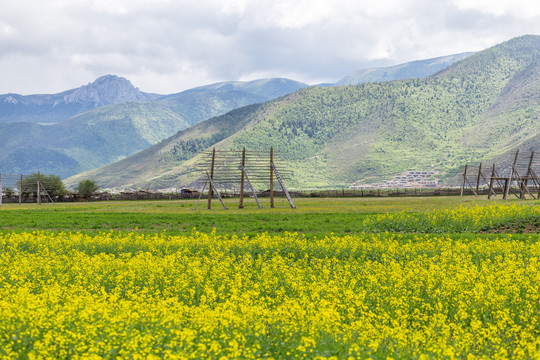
[0,196,539,359]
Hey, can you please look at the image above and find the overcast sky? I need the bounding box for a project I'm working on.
[3,0,540,95]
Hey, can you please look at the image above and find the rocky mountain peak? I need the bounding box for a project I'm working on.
[62,75,150,106]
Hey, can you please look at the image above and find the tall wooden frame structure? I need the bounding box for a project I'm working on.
[461,149,540,200]
[194,147,295,210]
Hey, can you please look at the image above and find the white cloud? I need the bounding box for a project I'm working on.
[219,0,248,15]
[3,0,540,94]
[267,1,332,29]
[451,0,540,19]
[0,21,18,36]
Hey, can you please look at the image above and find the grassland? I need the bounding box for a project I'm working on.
[0,196,539,359]
[0,196,538,236]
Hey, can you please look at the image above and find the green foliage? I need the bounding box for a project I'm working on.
[21,173,67,198]
[2,188,15,197]
[77,179,99,199]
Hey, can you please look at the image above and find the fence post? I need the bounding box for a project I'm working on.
[37,172,41,205]
[504,150,519,200]
[19,175,22,205]
[0,172,2,206]
[476,163,482,195]
[460,164,467,197]
[239,147,246,209]
[270,147,274,208]
[207,148,215,210]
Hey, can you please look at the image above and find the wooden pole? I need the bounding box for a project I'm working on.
[270,147,274,208]
[271,162,295,209]
[206,171,227,210]
[504,149,519,200]
[460,164,467,197]
[475,163,482,195]
[19,174,22,205]
[524,151,535,199]
[0,172,2,206]
[239,147,246,208]
[532,152,540,199]
[37,172,41,205]
[207,148,215,210]
[488,164,496,199]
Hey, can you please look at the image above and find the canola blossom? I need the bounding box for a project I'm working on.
[1,227,539,359]
[362,203,540,233]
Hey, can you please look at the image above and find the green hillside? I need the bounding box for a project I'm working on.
[67,35,540,189]
[0,102,185,178]
[65,104,264,187]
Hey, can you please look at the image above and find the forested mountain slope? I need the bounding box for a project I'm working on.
[67,35,540,189]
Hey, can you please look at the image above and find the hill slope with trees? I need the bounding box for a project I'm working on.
[66,35,540,189]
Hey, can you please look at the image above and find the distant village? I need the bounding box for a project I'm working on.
[350,171,439,189]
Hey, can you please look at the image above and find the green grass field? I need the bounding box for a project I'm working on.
[1,195,537,236]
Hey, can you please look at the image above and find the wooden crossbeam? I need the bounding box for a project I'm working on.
[241,166,262,209]
[206,171,227,210]
[194,180,208,210]
[39,181,54,204]
[504,149,520,200]
[271,162,295,209]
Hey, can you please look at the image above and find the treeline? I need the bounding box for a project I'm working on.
[1,173,99,202]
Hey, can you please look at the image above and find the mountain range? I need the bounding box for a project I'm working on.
[65,35,540,189]
[0,77,308,178]
[0,75,160,124]
[0,50,471,180]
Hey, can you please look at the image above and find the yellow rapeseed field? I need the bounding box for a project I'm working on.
[0,203,539,359]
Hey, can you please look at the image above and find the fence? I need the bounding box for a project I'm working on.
[461,149,540,200]
[292,187,501,198]
[0,173,60,205]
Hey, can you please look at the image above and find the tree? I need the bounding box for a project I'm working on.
[77,179,99,200]
[20,173,67,198]
[3,187,15,198]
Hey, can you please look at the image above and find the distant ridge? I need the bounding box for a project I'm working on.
[0,75,161,124]
[178,78,308,99]
[336,52,474,85]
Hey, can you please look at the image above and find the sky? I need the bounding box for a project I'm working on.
[3,0,540,95]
